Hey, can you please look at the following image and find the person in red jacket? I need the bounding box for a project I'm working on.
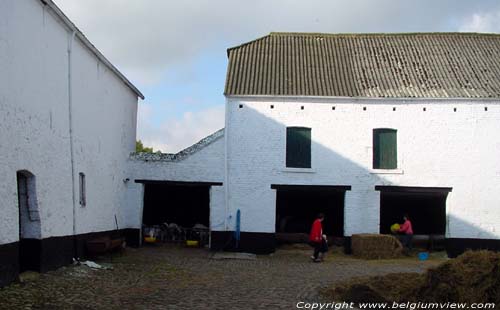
[309,213,328,262]
[398,214,414,252]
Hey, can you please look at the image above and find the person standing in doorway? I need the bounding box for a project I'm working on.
[398,214,414,253]
[309,213,328,262]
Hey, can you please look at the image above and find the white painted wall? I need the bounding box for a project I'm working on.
[0,0,139,245]
[126,135,225,231]
[71,35,138,234]
[224,96,500,240]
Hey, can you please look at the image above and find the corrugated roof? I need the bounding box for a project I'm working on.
[224,32,500,98]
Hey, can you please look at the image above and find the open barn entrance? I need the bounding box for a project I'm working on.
[139,180,220,245]
[273,185,349,244]
[377,186,451,249]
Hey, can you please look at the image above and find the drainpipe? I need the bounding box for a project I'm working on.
[67,31,77,256]
[224,99,230,231]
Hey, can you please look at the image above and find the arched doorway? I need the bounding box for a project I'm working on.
[16,170,41,272]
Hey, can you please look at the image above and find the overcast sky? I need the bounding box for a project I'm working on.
[53,0,500,153]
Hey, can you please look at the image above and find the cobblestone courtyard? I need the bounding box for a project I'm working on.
[0,244,445,309]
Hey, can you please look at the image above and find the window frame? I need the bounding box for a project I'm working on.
[285,126,312,169]
[372,128,398,170]
[79,172,86,207]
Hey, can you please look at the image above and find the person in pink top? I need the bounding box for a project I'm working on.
[398,214,413,251]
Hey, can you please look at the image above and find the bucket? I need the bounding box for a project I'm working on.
[418,252,429,261]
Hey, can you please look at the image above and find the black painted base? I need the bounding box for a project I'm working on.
[0,242,19,288]
[446,238,500,258]
[123,228,141,247]
[0,228,141,288]
[210,231,276,254]
[73,228,141,258]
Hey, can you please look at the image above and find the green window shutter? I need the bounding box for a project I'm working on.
[373,129,397,169]
[286,127,311,168]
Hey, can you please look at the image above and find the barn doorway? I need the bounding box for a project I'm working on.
[377,186,451,238]
[17,170,42,272]
[273,185,349,244]
[139,181,219,245]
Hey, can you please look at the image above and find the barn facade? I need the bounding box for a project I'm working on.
[213,32,500,255]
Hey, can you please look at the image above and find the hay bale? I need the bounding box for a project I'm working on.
[351,234,403,259]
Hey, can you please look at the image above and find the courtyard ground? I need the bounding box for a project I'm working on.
[0,244,446,309]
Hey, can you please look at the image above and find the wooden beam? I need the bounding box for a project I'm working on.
[134,180,223,187]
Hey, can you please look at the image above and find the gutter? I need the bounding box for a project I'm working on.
[225,94,500,104]
[68,31,77,244]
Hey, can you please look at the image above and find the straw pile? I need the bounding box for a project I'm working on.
[417,250,500,303]
[327,273,424,303]
[324,250,500,304]
[351,234,403,259]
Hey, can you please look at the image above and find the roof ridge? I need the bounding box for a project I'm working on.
[227,32,500,55]
[131,128,224,162]
[269,31,500,37]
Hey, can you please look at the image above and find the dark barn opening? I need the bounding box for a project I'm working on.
[17,170,42,272]
[378,186,451,235]
[142,183,210,228]
[274,185,348,243]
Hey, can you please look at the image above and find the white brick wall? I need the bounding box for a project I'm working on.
[224,96,500,240]
[0,0,139,245]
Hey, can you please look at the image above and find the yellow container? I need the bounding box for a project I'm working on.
[390,223,400,233]
[186,240,199,247]
[144,236,156,243]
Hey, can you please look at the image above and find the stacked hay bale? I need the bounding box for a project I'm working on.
[351,234,403,259]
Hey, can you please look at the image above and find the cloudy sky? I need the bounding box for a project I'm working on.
[53,0,500,153]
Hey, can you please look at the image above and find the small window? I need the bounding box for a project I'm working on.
[286,127,311,168]
[373,129,397,169]
[79,172,86,207]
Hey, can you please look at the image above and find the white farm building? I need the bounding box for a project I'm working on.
[131,32,500,256]
[2,0,500,288]
[211,32,500,254]
[0,0,143,286]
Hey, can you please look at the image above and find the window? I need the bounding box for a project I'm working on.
[373,129,397,169]
[286,127,311,168]
[79,172,86,207]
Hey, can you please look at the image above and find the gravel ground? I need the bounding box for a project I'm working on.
[0,244,445,309]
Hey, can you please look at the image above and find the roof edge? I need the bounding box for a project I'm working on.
[225,94,500,102]
[226,33,271,57]
[131,128,224,162]
[42,0,144,99]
